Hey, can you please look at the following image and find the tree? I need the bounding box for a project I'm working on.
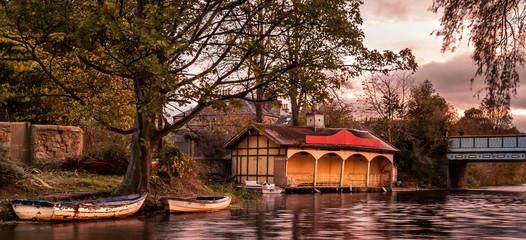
[479,99,516,132]
[396,80,455,185]
[453,106,519,135]
[432,0,523,118]
[0,0,306,195]
[362,71,415,143]
[319,100,355,128]
[453,108,494,135]
[272,0,417,126]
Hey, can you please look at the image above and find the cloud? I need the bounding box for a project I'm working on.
[512,115,526,133]
[360,0,467,65]
[415,54,482,110]
[415,53,526,131]
[360,0,437,22]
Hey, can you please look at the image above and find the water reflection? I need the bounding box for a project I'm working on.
[3,186,526,239]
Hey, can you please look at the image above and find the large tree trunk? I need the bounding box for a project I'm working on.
[113,109,154,195]
[114,73,154,195]
[290,95,300,126]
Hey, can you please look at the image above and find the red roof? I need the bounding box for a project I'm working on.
[225,123,399,153]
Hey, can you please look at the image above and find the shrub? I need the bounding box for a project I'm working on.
[81,123,130,174]
[88,143,129,174]
[155,146,196,178]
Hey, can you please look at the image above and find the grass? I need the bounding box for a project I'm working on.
[208,182,261,203]
[38,171,123,194]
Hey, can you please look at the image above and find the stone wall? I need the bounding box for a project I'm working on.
[31,124,84,166]
[0,122,84,165]
[0,122,10,145]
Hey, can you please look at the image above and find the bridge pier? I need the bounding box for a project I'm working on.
[449,161,467,189]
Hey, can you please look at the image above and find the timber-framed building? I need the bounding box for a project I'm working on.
[225,113,399,191]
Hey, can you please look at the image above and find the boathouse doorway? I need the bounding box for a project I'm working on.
[315,153,343,187]
[343,154,368,187]
[369,156,392,187]
[287,152,315,187]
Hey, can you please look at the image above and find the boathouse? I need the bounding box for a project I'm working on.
[225,113,399,191]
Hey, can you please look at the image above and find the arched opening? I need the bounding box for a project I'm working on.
[287,152,316,187]
[369,156,392,187]
[343,154,368,187]
[315,153,343,187]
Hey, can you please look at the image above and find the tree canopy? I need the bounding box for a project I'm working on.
[432,0,525,113]
[1,0,305,194]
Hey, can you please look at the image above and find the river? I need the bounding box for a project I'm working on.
[3,185,526,239]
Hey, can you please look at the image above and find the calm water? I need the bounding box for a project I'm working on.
[3,186,526,239]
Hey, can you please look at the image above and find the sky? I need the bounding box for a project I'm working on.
[358,0,526,133]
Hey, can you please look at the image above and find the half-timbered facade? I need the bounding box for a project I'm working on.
[225,122,399,190]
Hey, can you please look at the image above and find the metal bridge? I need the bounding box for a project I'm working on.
[446,134,526,189]
[447,135,526,161]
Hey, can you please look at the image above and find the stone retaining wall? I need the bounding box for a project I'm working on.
[0,122,11,145]
[31,124,84,166]
[0,122,84,166]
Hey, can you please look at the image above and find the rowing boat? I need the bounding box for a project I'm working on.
[10,193,147,221]
[159,196,231,213]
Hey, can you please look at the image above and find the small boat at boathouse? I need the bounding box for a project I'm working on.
[10,193,147,221]
[237,181,284,194]
[159,196,231,213]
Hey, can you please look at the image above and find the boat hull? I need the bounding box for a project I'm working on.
[160,196,231,213]
[10,202,54,221]
[10,194,147,221]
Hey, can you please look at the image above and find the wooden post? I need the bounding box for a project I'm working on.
[313,159,318,187]
[339,160,345,187]
[390,160,394,188]
[366,159,371,188]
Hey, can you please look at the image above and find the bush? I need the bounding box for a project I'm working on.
[82,123,130,156]
[87,143,129,174]
[81,123,130,174]
[155,146,196,178]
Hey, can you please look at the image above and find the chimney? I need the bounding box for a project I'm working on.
[306,105,324,129]
[282,103,289,114]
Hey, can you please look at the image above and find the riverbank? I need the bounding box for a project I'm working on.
[0,170,258,222]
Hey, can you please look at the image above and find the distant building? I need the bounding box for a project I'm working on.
[225,112,398,190]
[173,100,292,133]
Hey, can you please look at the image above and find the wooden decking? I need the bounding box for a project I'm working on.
[285,186,391,193]
[286,173,390,188]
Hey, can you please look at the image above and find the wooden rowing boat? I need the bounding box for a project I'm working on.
[10,193,147,221]
[159,196,231,213]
